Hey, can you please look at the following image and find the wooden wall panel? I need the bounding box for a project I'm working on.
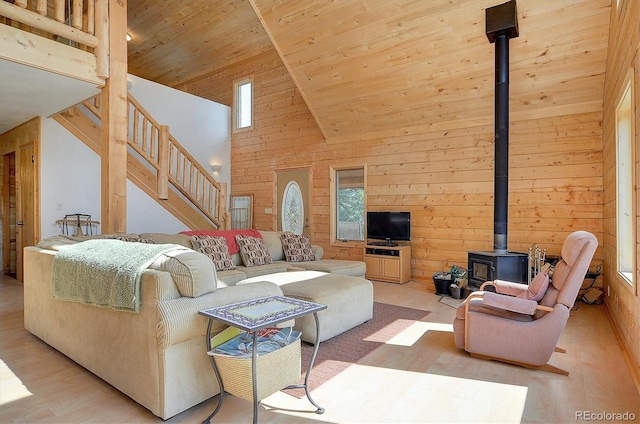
[602,0,640,385]
[178,47,604,279]
[252,0,610,141]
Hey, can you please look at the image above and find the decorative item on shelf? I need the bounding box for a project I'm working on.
[56,213,100,236]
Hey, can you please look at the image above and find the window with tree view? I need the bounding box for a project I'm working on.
[335,168,365,241]
[616,76,634,285]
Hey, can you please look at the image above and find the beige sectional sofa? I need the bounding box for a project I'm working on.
[23,230,372,420]
[141,230,367,285]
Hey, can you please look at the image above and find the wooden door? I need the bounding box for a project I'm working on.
[276,169,310,236]
[0,117,40,281]
[2,153,16,276]
[16,142,36,281]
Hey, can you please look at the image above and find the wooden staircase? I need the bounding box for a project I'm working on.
[53,93,228,230]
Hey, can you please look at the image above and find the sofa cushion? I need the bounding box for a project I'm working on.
[215,269,249,286]
[140,233,194,249]
[148,249,217,297]
[237,271,374,342]
[235,235,273,267]
[236,262,290,279]
[293,259,366,278]
[190,235,236,271]
[280,233,316,262]
[109,234,156,244]
[37,235,83,250]
[258,230,286,261]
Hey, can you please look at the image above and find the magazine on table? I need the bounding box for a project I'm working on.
[211,327,301,358]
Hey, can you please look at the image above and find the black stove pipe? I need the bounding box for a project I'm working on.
[493,31,509,253]
[486,0,518,254]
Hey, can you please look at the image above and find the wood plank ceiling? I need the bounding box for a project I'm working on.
[127,0,611,141]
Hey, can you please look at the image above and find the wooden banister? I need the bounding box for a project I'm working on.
[0,1,99,47]
[0,0,108,79]
[80,93,227,229]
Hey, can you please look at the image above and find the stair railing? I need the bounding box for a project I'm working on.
[83,94,227,228]
[0,0,109,78]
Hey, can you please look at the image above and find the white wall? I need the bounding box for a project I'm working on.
[40,118,102,237]
[40,75,231,238]
[127,75,231,184]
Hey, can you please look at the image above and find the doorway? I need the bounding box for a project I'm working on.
[0,118,40,282]
[276,169,310,236]
[1,153,16,278]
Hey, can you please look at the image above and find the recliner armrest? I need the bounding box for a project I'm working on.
[480,279,528,296]
[465,291,555,319]
[481,291,538,315]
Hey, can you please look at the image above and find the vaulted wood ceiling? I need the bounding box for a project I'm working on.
[126,0,611,141]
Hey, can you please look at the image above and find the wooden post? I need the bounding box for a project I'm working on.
[35,0,46,16]
[94,0,109,79]
[100,0,127,233]
[157,125,169,200]
[72,0,83,29]
[219,182,229,229]
[54,0,64,22]
[86,0,95,35]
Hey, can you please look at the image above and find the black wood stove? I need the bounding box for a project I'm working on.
[468,250,528,289]
[467,1,528,289]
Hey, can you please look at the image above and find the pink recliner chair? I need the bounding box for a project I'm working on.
[453,231,598,375]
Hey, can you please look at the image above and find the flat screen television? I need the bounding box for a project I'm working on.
[366,211,411,245]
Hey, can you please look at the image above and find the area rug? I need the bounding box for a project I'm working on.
[283,302,430,398]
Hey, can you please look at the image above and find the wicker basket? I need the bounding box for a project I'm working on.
[211,338,301,402]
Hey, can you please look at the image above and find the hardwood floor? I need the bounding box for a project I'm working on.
[1,274,638,423]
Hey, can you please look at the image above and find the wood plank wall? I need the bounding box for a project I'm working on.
[179,47,604,284]
[602,0,640,381]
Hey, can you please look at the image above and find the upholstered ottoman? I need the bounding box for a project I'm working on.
[236,271,374,343]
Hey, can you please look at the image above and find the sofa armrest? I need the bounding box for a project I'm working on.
[156,281,285,349]
[142,269,182,301]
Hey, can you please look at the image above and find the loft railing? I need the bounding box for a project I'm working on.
[0,0,108,79]
[83,95,227,228]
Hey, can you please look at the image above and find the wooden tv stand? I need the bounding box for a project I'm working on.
[364,244,411,284]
